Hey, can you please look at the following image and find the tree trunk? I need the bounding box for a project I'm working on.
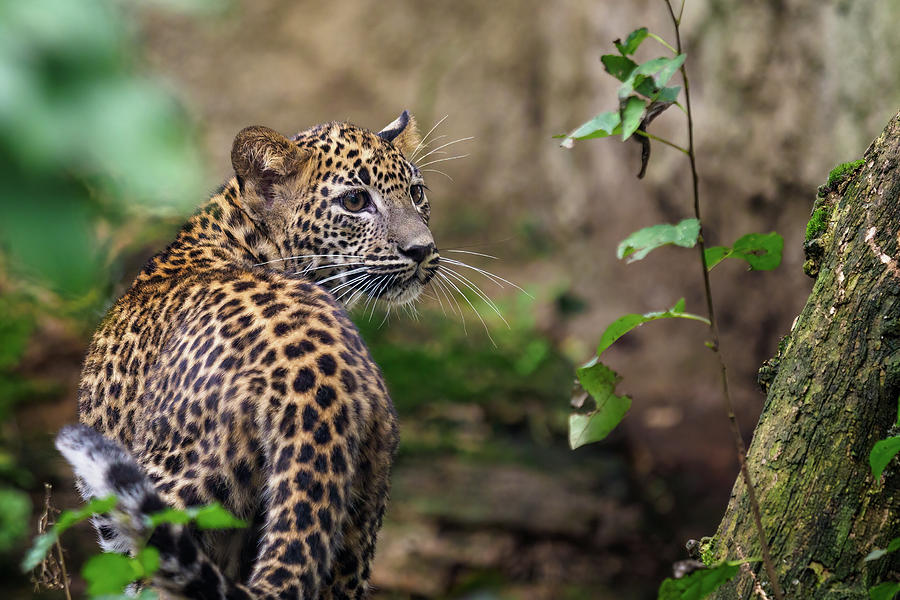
[709,110,900,599]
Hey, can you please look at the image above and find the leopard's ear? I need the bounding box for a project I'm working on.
[231,126,310,203]
[377,110,421,158]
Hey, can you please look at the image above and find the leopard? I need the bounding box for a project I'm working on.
[55,111,440,599]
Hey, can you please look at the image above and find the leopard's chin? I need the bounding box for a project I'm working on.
[383,279,425,306]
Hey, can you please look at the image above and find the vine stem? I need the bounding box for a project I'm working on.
[634,130,689,155]
[663,2,784,599]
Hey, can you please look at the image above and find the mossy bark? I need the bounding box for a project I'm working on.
[710,110,900,599]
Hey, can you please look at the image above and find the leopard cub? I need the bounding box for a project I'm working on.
[57,111,439,599]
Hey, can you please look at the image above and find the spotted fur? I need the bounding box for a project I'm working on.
[62,113,440,599]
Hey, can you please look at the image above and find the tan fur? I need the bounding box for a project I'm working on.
[391,114,421,157]
[75,114,440,599]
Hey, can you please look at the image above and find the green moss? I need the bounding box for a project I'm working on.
[805,207,829,242]
[808,561,831,586]
[700,536,718,566]
[826,159,865,188]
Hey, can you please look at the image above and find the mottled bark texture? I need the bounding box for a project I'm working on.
[710,110,900,599]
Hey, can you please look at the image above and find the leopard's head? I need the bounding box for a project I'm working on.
[231,111,438,307]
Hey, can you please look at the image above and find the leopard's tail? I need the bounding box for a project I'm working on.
[55,424,167,552]
[56,424,246,598]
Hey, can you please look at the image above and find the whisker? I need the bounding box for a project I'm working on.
[378,304,393,329]
[347,277,377,308]
[365,274,394,321]
[410,115,449,160]
[438,278,468,337]
[416,154,469,169]
[442,267,510,329]
[411,135,447,162]
[331,273,368,295]
[350,273,385,308]
[362,276,382,318]
[422,168,454,182]
[317,267,368,286]
[296,262,365,275]
[444,249,498,260]
[440,258,533,298]
[423,284,447,316]
[335,281,363,303]
[414,136,474,164]
[437,271,495,346]
[254,254,363,267]
[433,275,461,321]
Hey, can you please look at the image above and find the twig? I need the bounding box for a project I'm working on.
[634,130,689,155]
[648,32,678,54]
[736,545,772,600]
[662,2,784,599]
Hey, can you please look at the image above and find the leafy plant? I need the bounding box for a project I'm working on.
[23,495,246,598]
[866,397,900,596]
[22,495,117,572]
[2,0,226,595]
[657,561,749,600]
[869,582,900,600]
[558,2,785,597]
[617,219,700,263]
[870,435,900,481]
[0,0,209,302]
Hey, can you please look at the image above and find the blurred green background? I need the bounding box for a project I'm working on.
[0,0,898,598]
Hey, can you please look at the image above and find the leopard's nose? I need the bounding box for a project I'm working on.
[399,243,436,264]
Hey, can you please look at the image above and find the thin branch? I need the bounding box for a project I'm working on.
[55,538,71,600]
[663,2,784,599]
[634,130,689,155]
[648,32,678,54]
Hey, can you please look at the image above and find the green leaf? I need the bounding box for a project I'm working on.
[870,582,900,600]
[146,503,246,530]
[731,233,784,270]
[617,218,700,262]
[596,298,708,356]
[634,57,673,76]
[136,546,160,577]
[704,233,784,271]
[559,111,622,148]
[870,435,900,480]
[570,361,631,449]
[653,54,686,87]
[615,27,648,55]
[865,537,900,562]
[704,246,731,270]
[22,495,117,571]
[653,86,682,103]
[621,96,647,141]
[657,560,744,600]
[83,553,142,595]
[145,506,195,529]
[601,55,638,82]
[194,503,247,530]
[82,547,160,596]
[619,55,686,101]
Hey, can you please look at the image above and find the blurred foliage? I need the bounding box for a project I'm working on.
[358,292,573,460]
[657,560,748,600]
[0,0,213,572]
[23,495,245,597]
[0,0,209,302]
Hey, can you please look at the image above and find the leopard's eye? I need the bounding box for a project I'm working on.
[340,190,372,213]
[410,184,425,204]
